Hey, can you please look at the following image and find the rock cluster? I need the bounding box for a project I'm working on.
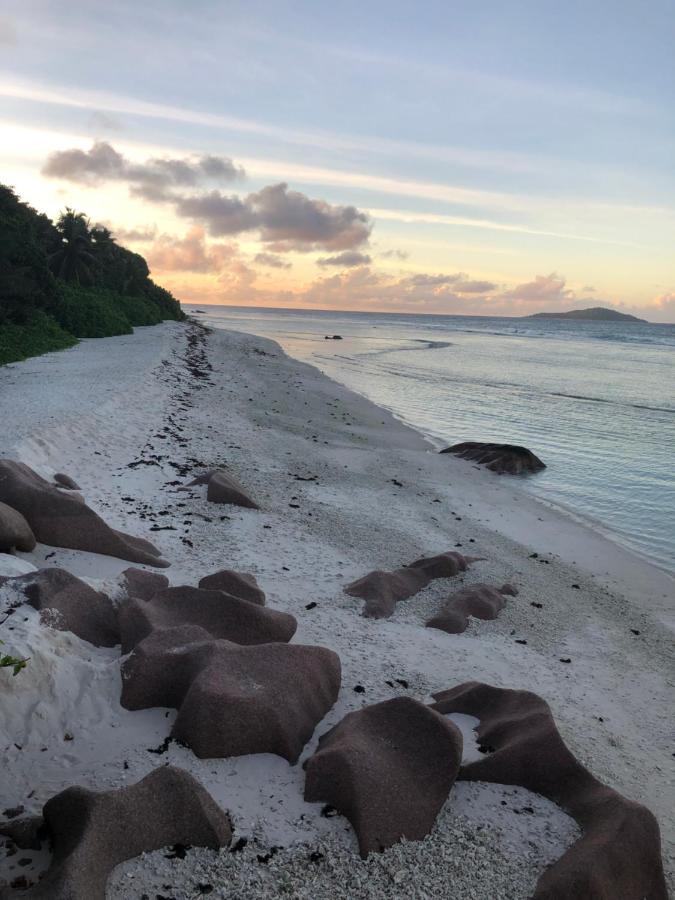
[0,767,232,900]
[426,583,517,634]
[118,585,296,653]
[344,550,480,618]
[0,460,169,567]
[440,442,546,475]
[122,629,341,761]
[432,682,668,900]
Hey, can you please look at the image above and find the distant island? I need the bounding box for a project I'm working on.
[525,306,647,323]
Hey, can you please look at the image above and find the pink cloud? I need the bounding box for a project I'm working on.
[145,226,238,273]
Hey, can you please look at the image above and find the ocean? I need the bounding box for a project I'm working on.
[192,305,675,573]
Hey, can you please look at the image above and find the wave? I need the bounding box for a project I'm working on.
[549,392,675,414]
[412,339,453,349]
[353,360,675,416]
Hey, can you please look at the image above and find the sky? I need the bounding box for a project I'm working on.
[1,0,674,320]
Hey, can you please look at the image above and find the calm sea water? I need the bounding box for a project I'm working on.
[191,305,675,573]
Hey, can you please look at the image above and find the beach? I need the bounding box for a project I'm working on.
[1,319,673,898]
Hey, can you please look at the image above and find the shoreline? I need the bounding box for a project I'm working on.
[1,320,673,897]
[204,316,675,619]
[194,304,675,582]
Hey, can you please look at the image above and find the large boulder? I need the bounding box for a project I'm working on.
[426,583,517,634]
[304,697,463,857]
[117,585,296,653]
[344,550,480,619]
[121,628,341,762]
[4,567,119,647]
[198,569,265,605]
[183,468,259,509]
[120,567,170,602]
[0,767,232,900]
[432,682,667,900]
[0,460,169,567]
[440,442,545,475]
[0,501,36,552]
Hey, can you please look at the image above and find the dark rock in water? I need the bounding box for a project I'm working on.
[117,585,296,653]
[0,502,36,553]
[53,473,80,490]
[5,568,119,647]
[431,682,668,900]
[183,468,259,509]
[0,460,170,567]
[198,569,265,605]
[0,767,232,900]
[440,442,546,475]
[344,550,481,619]
[426,583,517,635]
[121,629,341,761]
[304,697,462,857]
[121,567,170,602]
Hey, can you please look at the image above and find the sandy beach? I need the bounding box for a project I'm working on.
[1,319,673,898]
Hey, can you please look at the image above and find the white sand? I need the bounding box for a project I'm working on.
[0,321,672,898]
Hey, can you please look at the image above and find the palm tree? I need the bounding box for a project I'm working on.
[90,224,116,254]
[49,208,95,284]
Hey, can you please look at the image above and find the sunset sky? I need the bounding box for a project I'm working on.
[1,0,674,320]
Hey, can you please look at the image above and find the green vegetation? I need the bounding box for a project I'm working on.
[0,641,28,677]
[0,184,185,365]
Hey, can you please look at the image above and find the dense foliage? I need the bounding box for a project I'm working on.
[0,185,184,364]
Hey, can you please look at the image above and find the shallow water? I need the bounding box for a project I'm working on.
[194,305,675,573]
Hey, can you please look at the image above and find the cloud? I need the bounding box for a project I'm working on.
[218,260,258,292]
[42,141,244,198]
[253,252,292,269]
[109,224,157,242]
[317,250,372,267]
[399,272,496,293]
[380,248,409,260]
[402,273,457,287]
[645,292,675,322]
[455,279,497,293]
[498,272,572,305]
[176,182,371,251]
[653,291,675,310]
[174,191,257,234]
[248,183,371,251]
[44,143,372,252]
[145,226,238,273]
[165,263,498,312]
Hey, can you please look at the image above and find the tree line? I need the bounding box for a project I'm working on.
[0,184,184,364]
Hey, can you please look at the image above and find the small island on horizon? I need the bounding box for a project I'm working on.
[525,306,647,323]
